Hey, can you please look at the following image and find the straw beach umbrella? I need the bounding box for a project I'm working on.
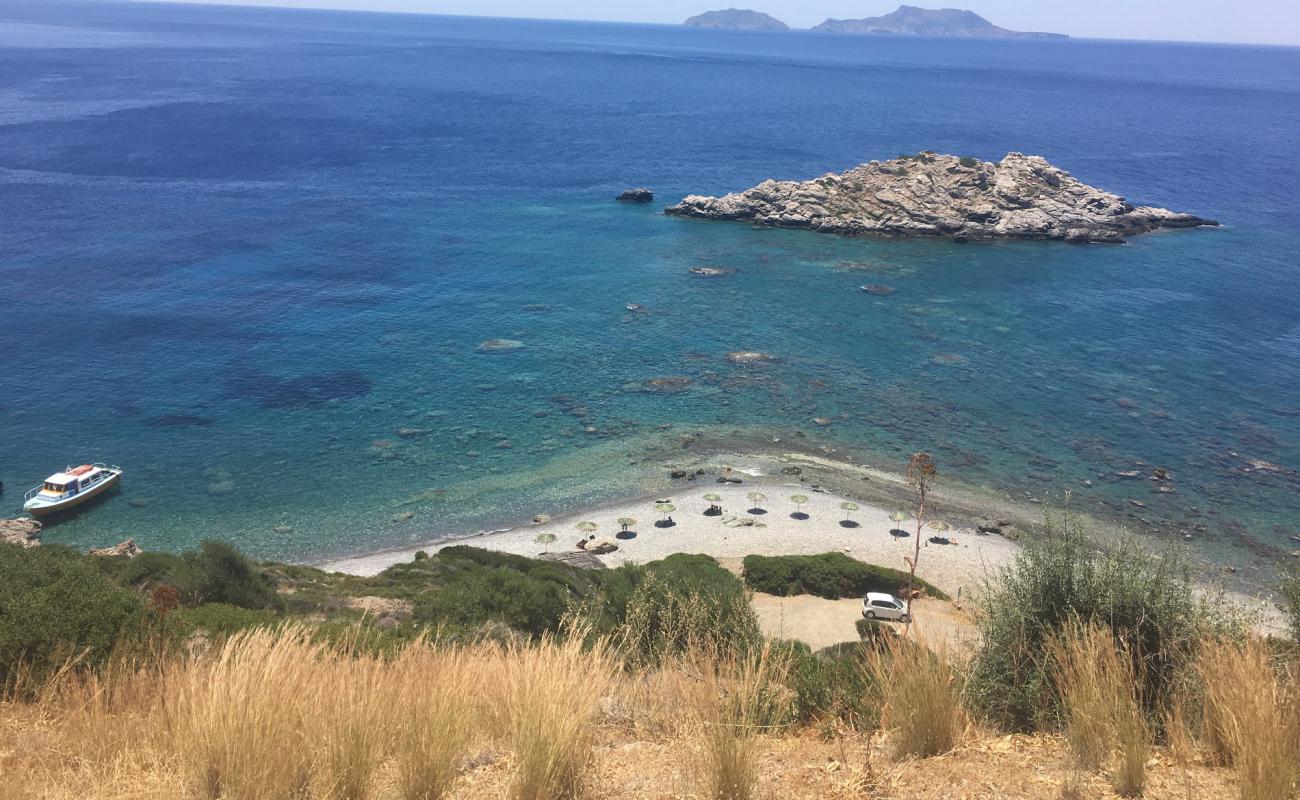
[534,532,557,553]
[840,501,860,523]
[702,493,723,515]
[654,502,676,526]
[617,517,637,532]
[576,521,598,535]
[746,491,767,513]
[789,494,809,519]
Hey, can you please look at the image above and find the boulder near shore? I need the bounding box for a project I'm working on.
[665,152,1217,244]
[1,517,41,548]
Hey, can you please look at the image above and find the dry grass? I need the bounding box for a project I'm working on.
[2,626,1297,800]
[1197,638,1300,800]
[866,637,965,759]
[493,633,616,800]
[390,642,479,800]
[1050,623,1148,796]
[689,643,790,800]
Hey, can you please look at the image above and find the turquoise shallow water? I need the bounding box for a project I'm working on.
[0,2,1298,571]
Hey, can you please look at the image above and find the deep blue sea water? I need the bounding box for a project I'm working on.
[1,0,1298,577]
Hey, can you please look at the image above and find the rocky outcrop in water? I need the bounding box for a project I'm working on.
[617,188,654,203]
[813,5,1066,38]
[665,152,1218,244]
[1,518,41,548]
[684,9,789,31]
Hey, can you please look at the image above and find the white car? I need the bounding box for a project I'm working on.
[861,592,910,623]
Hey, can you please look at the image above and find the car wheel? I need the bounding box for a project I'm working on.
[900,614,911,624]
[865,610,876,619]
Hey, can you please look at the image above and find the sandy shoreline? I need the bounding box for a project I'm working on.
[318,455,1022,599]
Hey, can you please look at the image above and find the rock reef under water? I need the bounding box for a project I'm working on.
[665,152,1217,244]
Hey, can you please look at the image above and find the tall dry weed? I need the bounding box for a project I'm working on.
[169,626,325,800]
[689,643,790,800]
[390,641,481,800]
[866,637,964,759]
[1198,638,1300,800]
[494,634,616,800]
[1050,623,1148,795]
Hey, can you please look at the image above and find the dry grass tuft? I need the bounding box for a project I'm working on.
[1050,623,1148,796]
[390,641,480,800]
[170,626,326,800]
[689,643,790,800]
[866,637,964,759]
[494,633,616,800]
[1197,638,1300,800]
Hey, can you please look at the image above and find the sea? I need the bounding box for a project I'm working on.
[1,0,1298,583]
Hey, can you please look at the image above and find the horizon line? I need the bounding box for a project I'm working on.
[118,0,1300,49]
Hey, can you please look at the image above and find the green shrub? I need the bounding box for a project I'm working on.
[0,545,145,689]
[414,564,573,637]
[742,553,948,601]
[959,156,980,168]
[1280,562,1300,644]
[576,554,761,667]
[113,541,280,610]
[856,617,889,643]
[174,603,281,636]
[966,514,1236,732]
[774,640,880,729]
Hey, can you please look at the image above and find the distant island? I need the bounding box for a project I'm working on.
[683,8,790,31]
[683,5,1067,39]
[665,152,1216,243]
[812,5,1067,38]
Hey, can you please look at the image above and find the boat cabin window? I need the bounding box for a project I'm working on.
[44,482,69,493]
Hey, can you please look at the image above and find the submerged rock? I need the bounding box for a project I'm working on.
[689,266,736,277]
[477,338,524,353]
[665,152,1217,243]
[640,376,694,393]
[725,350,778,364]
[861,284,896,296]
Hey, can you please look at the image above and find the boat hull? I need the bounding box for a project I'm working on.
[23,472,121,516]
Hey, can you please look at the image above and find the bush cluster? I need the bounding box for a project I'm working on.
[741,552,948,601]
[114,540,282,610]
[0,544,146,688]
[965,514,1236,732]
[1280,562,1300,644]
[577,554,761,667]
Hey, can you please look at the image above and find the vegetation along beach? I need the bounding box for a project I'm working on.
[2,0,1300,798]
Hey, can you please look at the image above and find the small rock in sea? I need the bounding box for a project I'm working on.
[1115,397,1138,409]
[392,511,415,523]
[584,426,598,434]
[616,188,654,204]
[625,303,648,313]
[780,466,801,476]
[273,525,295,535]
[812,417,832,426]
[689,266,736,277]
[396,427,432,439]
[496,439,512,449]
[1129,499,1147,508]
[670,470,688,479]
[532,513,551,524]
[477,338,524,353]
[126,497,153,508]
[717,475,742,484]
[861,284,896,296]
[1114,470,1141,479]
[725,350,778,365]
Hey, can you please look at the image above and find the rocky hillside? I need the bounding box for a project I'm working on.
[683,8,789,31]
[665,152,1216,243]
[813,5,1067,38]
